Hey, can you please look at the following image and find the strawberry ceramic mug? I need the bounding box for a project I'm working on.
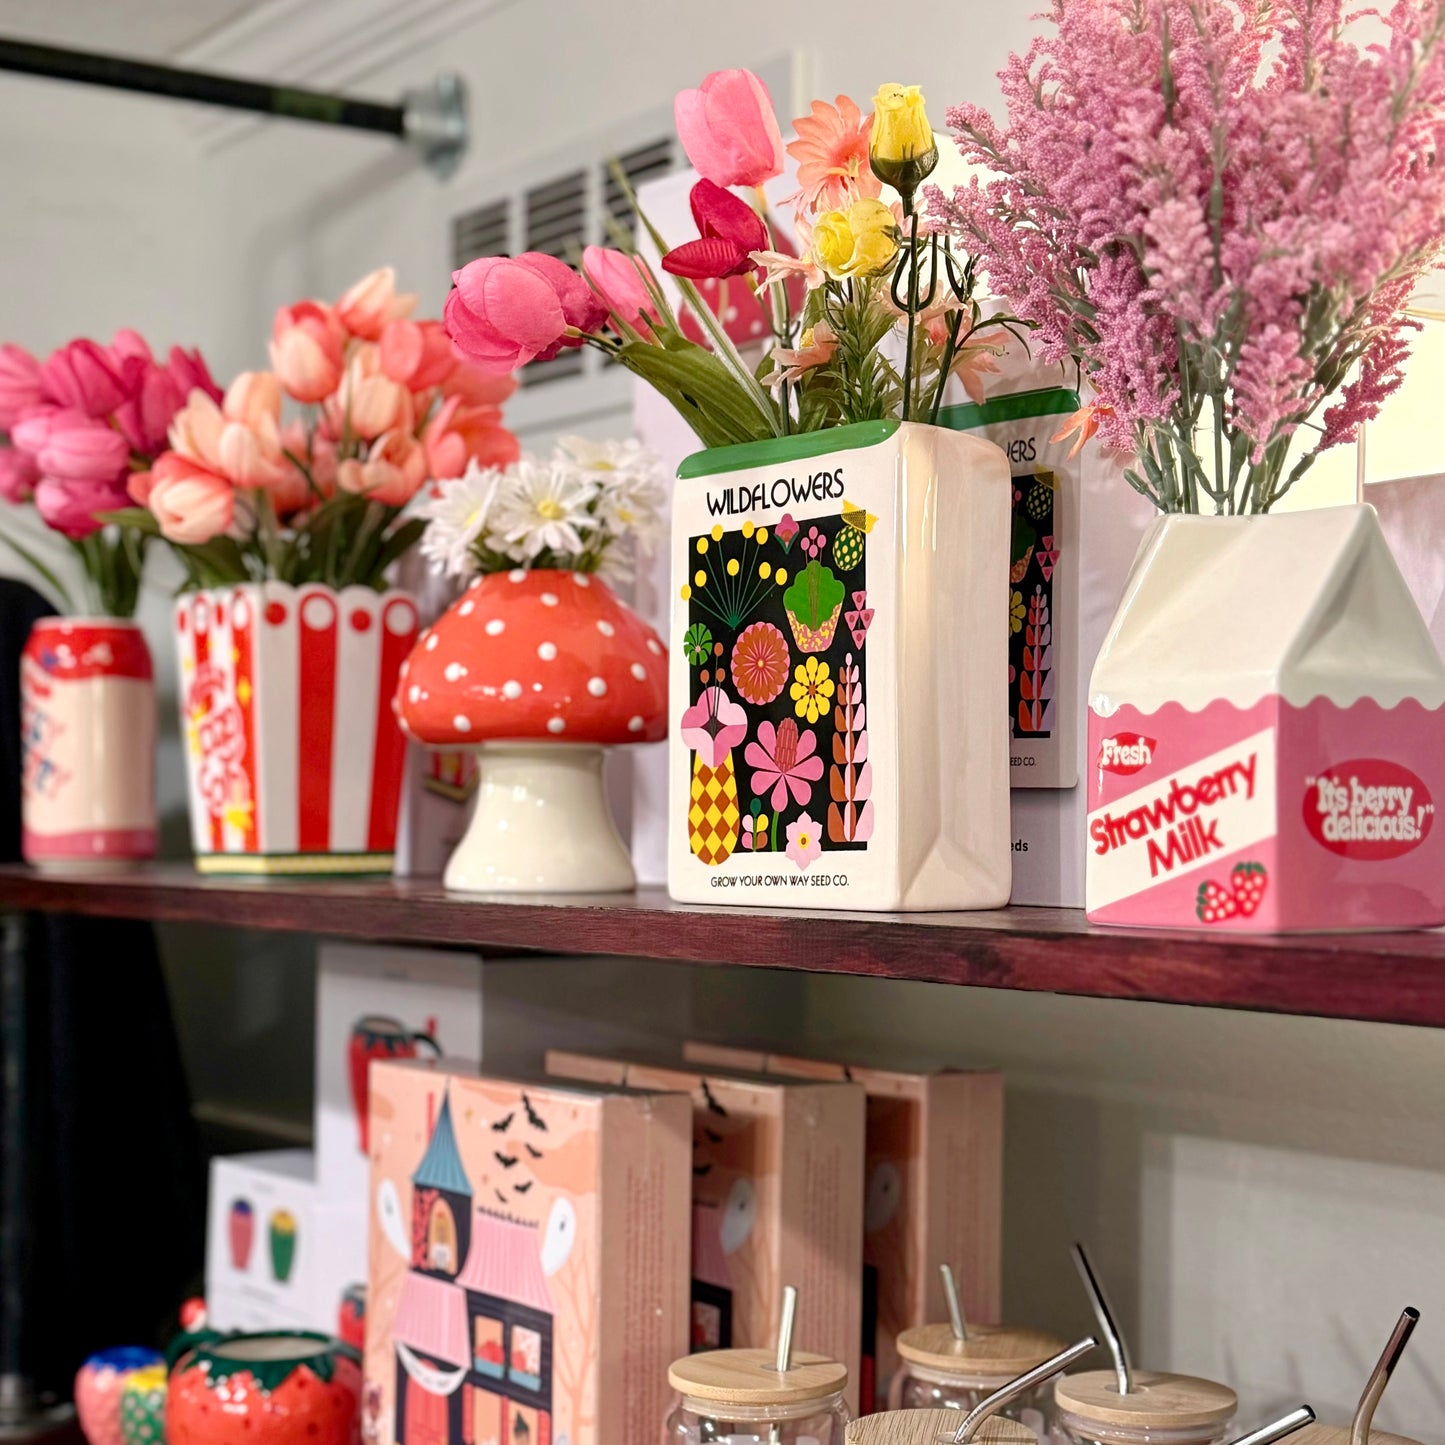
[348,1016,439,1153]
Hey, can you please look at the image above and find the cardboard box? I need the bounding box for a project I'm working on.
[364,1059,692,1445]
[544,1051,865,1413]
[681,1043,1002,1413]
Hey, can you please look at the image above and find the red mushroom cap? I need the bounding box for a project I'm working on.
[395,568,668,746]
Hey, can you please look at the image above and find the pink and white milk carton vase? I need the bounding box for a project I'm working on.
[1086,505,1445,931]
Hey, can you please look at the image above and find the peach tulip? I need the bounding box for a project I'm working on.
[338,428,427,507]
[379,318,456,390]
[423,395,520,479]
[339,344,412,441]
[269,300,345,403]
[441,362,518,408]
[335,267,417,341]
[218,418,288,490]
[168,392,226,471]
[279,419,338,499]
[223,371,282,431]
[142,453,235,544]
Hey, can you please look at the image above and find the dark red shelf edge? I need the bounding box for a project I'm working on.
[2,866,1444,1030]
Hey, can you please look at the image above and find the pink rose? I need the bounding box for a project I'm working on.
[35,414,129,483]
[40,339,129,418]
[674,69,785,189]
[335,267,417,340]
[142,453,235,544]
[0,346,45,430]
[445,253,608,373]
[269,300,346,403]
[379,319,457,390]
[422,395,520,479]
[0,445,38,502]
[582,246,658,326]
[34,476,130,539]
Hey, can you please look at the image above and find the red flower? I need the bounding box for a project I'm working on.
[662,180,769,281]
[731,621,790,705]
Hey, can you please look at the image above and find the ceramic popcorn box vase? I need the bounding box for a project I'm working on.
[669,421,1012,910]
[175,583,420,874]
[1086,505,1445,930]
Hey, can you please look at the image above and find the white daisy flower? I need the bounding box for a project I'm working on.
[556,435,666,546]
[489,455,599,563]
[418,463,504,579]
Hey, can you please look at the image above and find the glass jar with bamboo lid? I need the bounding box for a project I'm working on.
[664,1289,850,1445]
[888,1267,1068,1434]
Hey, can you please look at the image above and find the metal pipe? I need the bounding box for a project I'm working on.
[941,1264,968,1343]
[775,1285,798,1373]
[1071,1243,1134,1396]
[953,1337,1098,1443]
[1352,1308,1419,1445]
[1224,1408,1316,1445]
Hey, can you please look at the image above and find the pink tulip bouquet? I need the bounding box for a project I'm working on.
[934,0,1445,514]
[445,70,1008,447]
[0,333,219,616]
[120,267,520,591]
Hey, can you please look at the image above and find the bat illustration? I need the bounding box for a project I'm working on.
[704,1127,723,1144]
[525,1143,543,1159]
[495,1152,519,1168]
[492,1112,515,1132]
[495,1189,508,1204]
[700,1080,728,1117]
[522,1093,547,1131]
[514,1180,533,1194]
[693,1163,713,1177]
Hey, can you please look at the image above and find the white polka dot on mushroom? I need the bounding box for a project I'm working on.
[459,600,475,616]
[503,680,522,700]
[628,715,645,732]
[540,592,558,607]
[587,677,607,697]
[509,568,526,583]
[485,618,504,636]
[547,716,566,734]
[425,634,438,651]
[573,574,590,587]
[453,715,471,733]
[596,620,615,637]
[538,641,557,661]
[646,638,663,655]
[444,662,467,682]
[532,683,543,692]
[630,662,647,681]
[409,685,421,703]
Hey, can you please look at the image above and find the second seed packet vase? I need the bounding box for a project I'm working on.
[1086,505,1445,930]
[668,421,1011,911]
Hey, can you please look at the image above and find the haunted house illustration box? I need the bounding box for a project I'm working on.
[681,1043,1002,1413]
[544,1052,865,1413]
[364,1060,692,1445]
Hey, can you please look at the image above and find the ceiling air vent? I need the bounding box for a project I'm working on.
[451,197,510,271]
[603,137,676,239]
[522,169,588,387]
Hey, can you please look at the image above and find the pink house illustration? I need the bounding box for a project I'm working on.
[392,1090,555,1445]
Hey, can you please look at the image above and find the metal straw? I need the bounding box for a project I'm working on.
[941,1264,968,1342]
[952,1336,1098,1443]
[1071,1242,1134,1396]
[1351,1307,1419,1445]
[1222,1407,1316,1445]
[775,1285,799,1373]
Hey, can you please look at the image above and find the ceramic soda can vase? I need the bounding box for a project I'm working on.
[167,1332,361,1445]
[175,583,419,875]
[668,421,1012,911]
[21,619,156,868]
[1086,506,1445,930]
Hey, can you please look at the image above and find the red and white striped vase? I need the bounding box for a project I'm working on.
[174,583,420,874]
[21,617,157,869]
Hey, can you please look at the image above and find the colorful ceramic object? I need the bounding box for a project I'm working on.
[395,568,668,893]
[338,1284,366,1354]
[269,1209,298,1282]
[167,1333,361,1445]
[175,583,420,875]
[22,618,156,868]
[119,1364,168,1445]
[229,1198,255,1271]
[1086,507,1445,931]
[75,1346,164,1445]
[348,1017,439,1153]
[669,421,1012,910]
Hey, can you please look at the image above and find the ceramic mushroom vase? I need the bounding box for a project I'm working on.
[396,568,667,893]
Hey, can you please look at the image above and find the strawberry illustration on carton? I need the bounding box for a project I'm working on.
[1086,506,1445,931]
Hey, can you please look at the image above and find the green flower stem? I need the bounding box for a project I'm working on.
[901,207,920,423]
[670,274,782,436]
[771,810,779,851]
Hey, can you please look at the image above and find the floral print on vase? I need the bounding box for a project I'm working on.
[681,682,746,866]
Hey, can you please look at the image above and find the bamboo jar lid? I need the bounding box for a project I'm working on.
[1054,1371,1237,1431]
[847,1409,1037,1445]
[668,1349,848,1407]
[896,1323,1069,1379]
[1284,1429,1421,1445]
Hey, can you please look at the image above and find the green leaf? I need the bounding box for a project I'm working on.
[614,340,774,448]
[0,529,74,611]
[96,507,161,536]
[370,518,428,581]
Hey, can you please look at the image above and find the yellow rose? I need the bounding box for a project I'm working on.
[812,198,900,281]
[869,83,938,199]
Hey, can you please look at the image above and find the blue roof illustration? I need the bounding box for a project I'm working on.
[411,1090,472,1197]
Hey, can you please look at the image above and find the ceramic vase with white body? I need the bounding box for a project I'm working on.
[667,420,1012,911]
[1086,505,1445,930]
[21,618,156,869]
[175,583,419,874]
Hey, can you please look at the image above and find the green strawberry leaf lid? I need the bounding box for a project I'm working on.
[180,1332,359,1394]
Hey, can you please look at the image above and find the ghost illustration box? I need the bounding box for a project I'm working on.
[543,1052,866,1415]
[364,1060,692,1445]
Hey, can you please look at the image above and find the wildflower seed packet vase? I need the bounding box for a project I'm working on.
[1086,505,1445,931]
[668,421,1012,910]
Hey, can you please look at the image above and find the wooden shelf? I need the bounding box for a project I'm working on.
[5,863,1445,1029]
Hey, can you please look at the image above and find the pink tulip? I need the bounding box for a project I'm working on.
[141,453,235,545]
[168,392,226,471]
[662,180,770,280]
[34,476,130,539]
[339,344,413,440]
[166,346,223,404]
[40,339,129,418]
[423,395,521,479]
[269,301,346,403]
[446,253,608,373]
[0,446,38,503]
[335,267,418,340]
[109,329,153,366]
[35,415,130,483]
[337,428,428,508]
[379,319,456,390]
[8,405,70,455]
[223,371,283,431]
[441,363,518,407]
[582,246,658,326]
[0,346,45,430]
[674,69,785,189]
[114,362,185,457]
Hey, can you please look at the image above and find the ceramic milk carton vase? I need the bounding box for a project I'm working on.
[1086,505,1445,930]
[667,420,1012,911]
